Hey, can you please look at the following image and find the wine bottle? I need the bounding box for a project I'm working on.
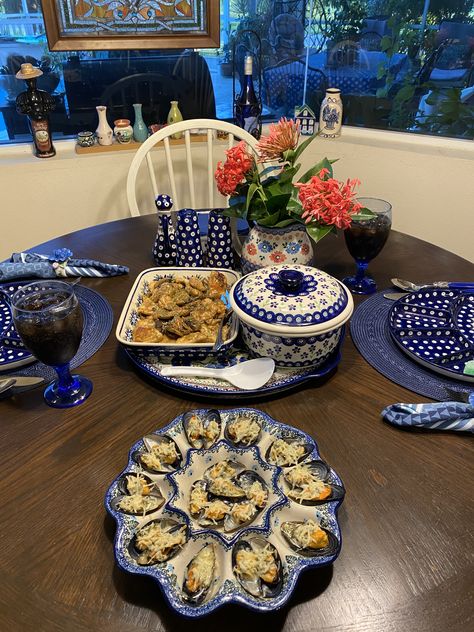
[235,55,261,139]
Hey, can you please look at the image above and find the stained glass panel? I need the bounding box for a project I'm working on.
[55,0,206,36]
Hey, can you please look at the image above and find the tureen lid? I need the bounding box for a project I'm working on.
[230,264,352,333]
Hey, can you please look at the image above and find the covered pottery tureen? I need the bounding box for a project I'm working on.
[230,265,354,368]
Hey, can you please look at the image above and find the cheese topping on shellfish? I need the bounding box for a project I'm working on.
[135,523,186,564]
[234,545,278,583]
[269,439,306,466]
[291,520,329,550]
[227,417,260,445]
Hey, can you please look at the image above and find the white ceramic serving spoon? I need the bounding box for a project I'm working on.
[160,358,275,391]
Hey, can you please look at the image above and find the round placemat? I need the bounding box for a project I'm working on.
[1,286,113,381]
[350,292,474,402]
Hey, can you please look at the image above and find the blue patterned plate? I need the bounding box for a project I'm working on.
[123,343,342,399]
[389,289,474,383]
[0,282,34,371]
[105,408,345,617]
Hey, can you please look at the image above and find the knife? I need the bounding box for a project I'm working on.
[0,376,45,394]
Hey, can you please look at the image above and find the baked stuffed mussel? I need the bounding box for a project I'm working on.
[183,409,222,449]
[110,472,165,516]
[280,519,339,558]
[133,434,182,474]
[283,461,345,505]
[224,412,262,447]
[182,543,218,605]
[129,518,188,566]
[266,436,313,467]
[232,537,283,599]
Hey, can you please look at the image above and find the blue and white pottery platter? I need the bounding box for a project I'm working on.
[123,344,342,399]
[389,289,474,383]
[105,408,345,617]
[0,281,34,370]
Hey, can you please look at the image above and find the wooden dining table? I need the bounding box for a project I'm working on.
[1,215,473,632]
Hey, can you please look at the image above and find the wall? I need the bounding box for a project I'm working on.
[0,126,473,262]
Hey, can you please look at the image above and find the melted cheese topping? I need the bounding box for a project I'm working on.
[285,464,315,488]
[289,478,329,502]
[235,545,277,582]
[185,545,215,594]
[207,461,236,479]
[189,485,208,516]
[231,502,255,524]
[269,439,305,466]
[135,523,186,564]
[125,473,153,495]
[203,419,220,443]
[141,440,178,471]
[202,500,229,522]
[227,417,260,445]
[246,481,267,508]
[187,415,203,442]
[210,477,244,497]
[117,494,161,515]
[292,520,329,550]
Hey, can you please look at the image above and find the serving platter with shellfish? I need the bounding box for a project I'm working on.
[105,408,345,617]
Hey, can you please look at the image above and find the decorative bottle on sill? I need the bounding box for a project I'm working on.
[167,101,183,139]
[319,88,343,138]
[235,54,261,139]
[15,63,56,159]
[95,105,113,146]
[132,103,148,143]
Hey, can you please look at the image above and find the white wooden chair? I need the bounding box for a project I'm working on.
[126,119,260,254]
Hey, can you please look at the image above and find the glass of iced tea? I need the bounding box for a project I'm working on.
[342,197,392,294]
[11,281,92,408]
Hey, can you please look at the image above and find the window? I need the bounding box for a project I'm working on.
[0,0,473,144]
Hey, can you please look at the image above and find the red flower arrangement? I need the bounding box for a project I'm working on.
[214,118,366,243]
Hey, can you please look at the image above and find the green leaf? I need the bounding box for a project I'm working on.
[376,87,388,99]
[298,157,334,184]
[265,193,291,212]
[351,207,377,221]
[257,210,284,226]
[245,182,258,212]
[293,133,318,162]
[395,85,415,103]
[380,36,392,52]
[306,224,335,243]
[274,218,300,228]
[376,65,386,80]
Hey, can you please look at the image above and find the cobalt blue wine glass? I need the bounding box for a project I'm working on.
[11,281,92,408]
[343,198,392,295]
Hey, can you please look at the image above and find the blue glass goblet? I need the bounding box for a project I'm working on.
[11,281,92,408]
[342,197,392,295]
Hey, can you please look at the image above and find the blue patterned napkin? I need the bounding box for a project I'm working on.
[0,249,128,282]
[382,397,474,433]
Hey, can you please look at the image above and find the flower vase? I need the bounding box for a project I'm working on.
[167,100,183,139]
[95,106,113,146]
[132,103,148,143]
[240,223,313,274]
[319,88,343,138]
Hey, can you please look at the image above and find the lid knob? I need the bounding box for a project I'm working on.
[278,269,304,292]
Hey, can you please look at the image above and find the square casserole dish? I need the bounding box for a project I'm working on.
[116,267,240,361]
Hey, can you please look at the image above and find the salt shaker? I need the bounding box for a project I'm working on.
[153,194,177,266]
[175,209,203,267]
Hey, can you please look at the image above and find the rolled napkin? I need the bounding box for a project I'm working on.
[382,397,474,433]
[0,249,128,281]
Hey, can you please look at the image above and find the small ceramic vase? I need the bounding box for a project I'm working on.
[132,103,148,143]
[113,118,133,144]
[153,194,177,266]
[319,88,343,138]
[240,223,313,274]
[167,100,183,139]
[76,130,95,147]
[175,208,203,267]
[95,105,113,146]
[206,210,233,269]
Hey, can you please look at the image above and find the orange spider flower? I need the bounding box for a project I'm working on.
[256,117,301,162]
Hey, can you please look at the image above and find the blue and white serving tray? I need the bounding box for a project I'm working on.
[389,288,474,383]
[124,344,342,399]
[105,408,345,617]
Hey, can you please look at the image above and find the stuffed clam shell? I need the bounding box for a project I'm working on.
[134,434,182,474]
[129,518,188,566]
[280,520,339,558]
[182,544,218,605]
[183,409,222,449]
[232,537,283,599]
[110,472,165,516]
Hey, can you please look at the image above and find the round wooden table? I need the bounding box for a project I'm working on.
[1,216,473,632]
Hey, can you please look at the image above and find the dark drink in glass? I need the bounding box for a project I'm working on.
[342,198,392,295]
[11,281,92,408]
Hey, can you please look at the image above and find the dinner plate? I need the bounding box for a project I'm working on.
[0,282,35,371]
[105,408,345,617]
[388,289,474,383]
[123,342,342,399]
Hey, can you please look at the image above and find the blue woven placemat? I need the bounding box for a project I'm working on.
[350,291,474,402]
[1,285,113,381]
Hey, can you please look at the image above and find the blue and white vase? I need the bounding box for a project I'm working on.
[206,210,233,269]
[319,88,343,138]
[152,194,177,266]
[175,208,203,267]
[240,222,313,274]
